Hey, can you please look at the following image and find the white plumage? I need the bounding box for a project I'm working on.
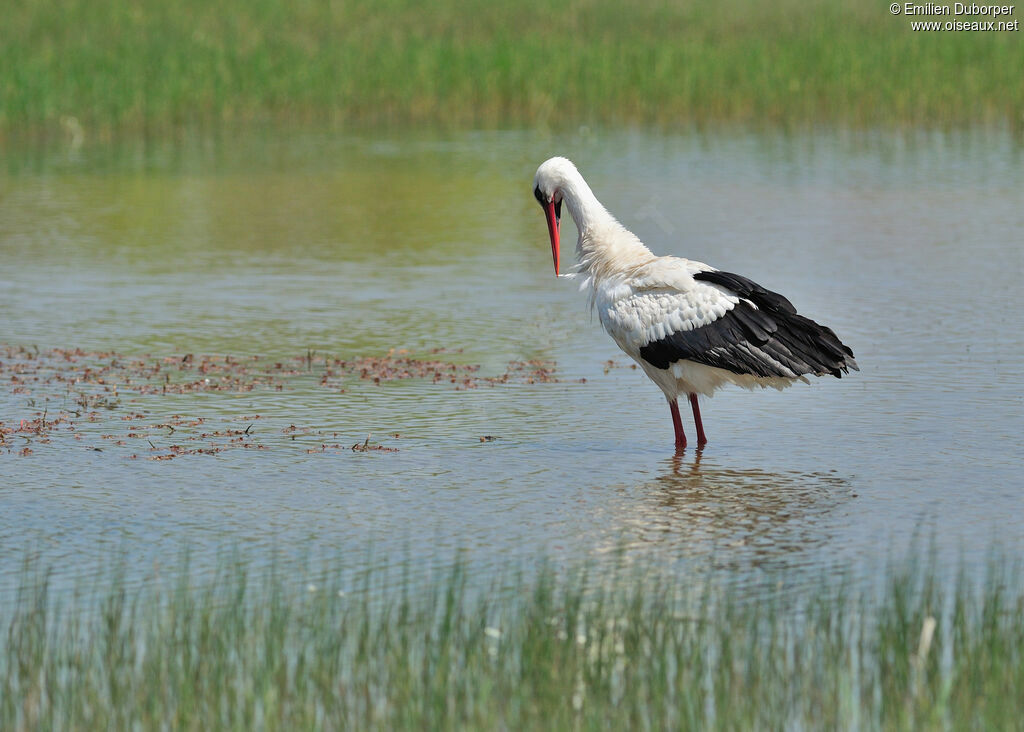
[532,156,857,450]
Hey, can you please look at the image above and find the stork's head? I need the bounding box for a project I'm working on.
[533,157,577,276]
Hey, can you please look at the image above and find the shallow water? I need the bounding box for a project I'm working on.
[2,127,1023,598]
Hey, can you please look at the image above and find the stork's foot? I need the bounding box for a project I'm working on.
[689,393,708,447]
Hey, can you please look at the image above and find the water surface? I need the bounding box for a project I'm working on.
[2,127,1022,597]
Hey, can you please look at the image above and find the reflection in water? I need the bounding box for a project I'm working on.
[592,452,854,578]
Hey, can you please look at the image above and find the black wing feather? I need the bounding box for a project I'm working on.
[638,270,858,379]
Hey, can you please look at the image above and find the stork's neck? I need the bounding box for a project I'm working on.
[560,172,612,234]
[560,172,654,279]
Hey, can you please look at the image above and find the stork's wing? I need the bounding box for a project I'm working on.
[633,267,857,379]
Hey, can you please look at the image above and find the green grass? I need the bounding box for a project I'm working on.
[1,0,1022,137]
[3,553,1023,729]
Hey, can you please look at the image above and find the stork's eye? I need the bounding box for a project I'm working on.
[533,186,546,205]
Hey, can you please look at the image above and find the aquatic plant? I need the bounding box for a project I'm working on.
[2,552,1022,728]
[2,0,1021,136]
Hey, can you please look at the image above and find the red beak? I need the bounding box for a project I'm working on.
[544,200,560,276]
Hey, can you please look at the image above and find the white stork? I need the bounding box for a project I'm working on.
[532,156,857,450]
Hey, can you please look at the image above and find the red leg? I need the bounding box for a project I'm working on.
[669,399,687,450]
[689,393,707,446]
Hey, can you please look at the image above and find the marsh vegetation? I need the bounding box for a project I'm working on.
[4,0,1022,136]
[3,551,1023,729]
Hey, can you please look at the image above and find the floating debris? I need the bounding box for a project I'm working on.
[0,344,588,459]
[350,434,399,453]
[1,411,76,449]
[1,345,575,400]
